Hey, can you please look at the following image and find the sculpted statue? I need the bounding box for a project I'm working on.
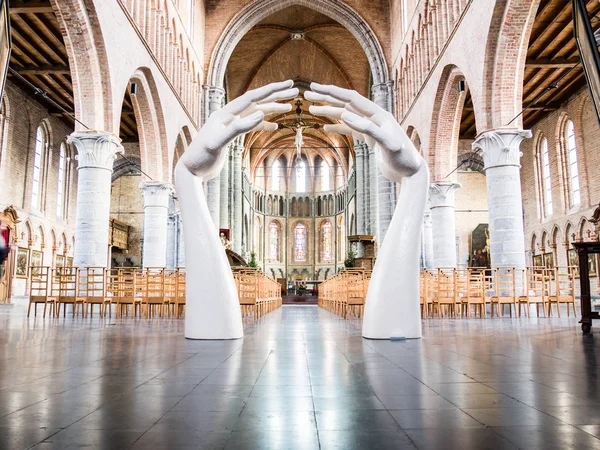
[175,81,298,339]
[306,83,428,339]
[176,80,428,340]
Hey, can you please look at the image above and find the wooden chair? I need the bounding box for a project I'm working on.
[547,267,577,317]
[434,269,457,317]
[462,270,486,318]
[163,269,177,317]
[28,266,56,317]
[490,268,518,318]
[346,270,365,318]
[56,267,84,317]
[518,268,547,317]
[115,268,141,318]
[239,269,259,318]
[78,267,108,318]
[141,268,166,318]
[174,268,186,318]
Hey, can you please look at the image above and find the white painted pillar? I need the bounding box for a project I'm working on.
[232,139,244,254]
[354,140,367,234]
[219,144,231,230]
[176,213,185,267]
[367,145,379,238]
[140,181,174,268]
[429,182,461,268]
[204,86,225,228]
[69,131,123,267]
[473,129,531,268]
[166,205,177,270]
[423,204,435,269]
[371,82,396,243]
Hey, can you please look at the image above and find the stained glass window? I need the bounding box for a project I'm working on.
[294,223,307,262]
[566,120,580,207]
[321,221,333,262]
[268,221,279,261]
[296,160,306,193]
[271,160,280,191]
[31,126,46,210]
[540,138,553,216]
[321,161,330,191]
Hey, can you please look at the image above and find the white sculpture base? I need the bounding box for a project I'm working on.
[361,164,428,340]
[176,165,244,340]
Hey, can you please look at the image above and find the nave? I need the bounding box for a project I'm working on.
[1,305,600,449]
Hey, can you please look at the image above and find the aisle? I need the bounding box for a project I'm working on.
[0,304,598,449]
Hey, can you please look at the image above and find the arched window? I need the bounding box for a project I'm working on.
[537,137,553,217]
[321,221,333,262]
[565,120,581,207]
[56,143,67,219]
[293,223,307,262]
[321,161,330,191]
[31,126,47,210]
[268,221,279,261]
[271,159,280,191]
[296,160,306,193]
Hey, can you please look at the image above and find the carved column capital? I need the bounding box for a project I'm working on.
[472,128,532,170]
[140,181,175,208]
[68,131,123,171]
[429,182,461,209]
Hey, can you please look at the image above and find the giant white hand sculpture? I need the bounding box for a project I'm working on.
[175,81,298,339]
[306,83,429,339]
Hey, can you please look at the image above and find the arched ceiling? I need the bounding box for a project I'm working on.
[226,5,369,183]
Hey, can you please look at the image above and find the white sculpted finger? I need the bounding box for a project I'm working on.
[309,105,345,120]
[253,121,279,132]
[311,82,382,117]
[242,103,292,118]
[227,111,265,136]
[257,88,299,104]
[341,111,386,143]
[248,80,294,102]
[323,123,363,140]
[304,91,345,107]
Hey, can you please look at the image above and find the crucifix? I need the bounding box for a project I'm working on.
[277,99,321,162]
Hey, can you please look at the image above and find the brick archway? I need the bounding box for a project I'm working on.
[207,0,389,91]
[50,0,113,132]
[481,0,542,130]
[429,65,470,181]
[125,68,169,181]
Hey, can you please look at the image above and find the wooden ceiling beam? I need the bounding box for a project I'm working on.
[15,64,69,75]
[9,2,53,14]
[11,16,67,65]
[526,58,579,68]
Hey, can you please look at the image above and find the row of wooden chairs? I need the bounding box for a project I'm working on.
[28,266,283,320]
[28,267,187,318]
[318,269,372,319]
[232,267,282,318]
[420,267,578,319]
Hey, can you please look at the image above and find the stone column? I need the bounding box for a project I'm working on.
[204,86,225,228]
[473,129,532,268]
[176,213,185,267]
[371,82,396,243]
[232,139,244,254]
[429,182,461,268]
[69,131,123,267]
[354,140,367,234]
[367,145,380,238]
[422,203,435,269]
[166,197,177,270]
[140,181,174,268]
[219,144,231,230]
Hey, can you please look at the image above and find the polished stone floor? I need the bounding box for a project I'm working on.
[1,303,600,449]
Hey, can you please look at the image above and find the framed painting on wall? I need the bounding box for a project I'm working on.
[15,248,29,278]
[55,255,65,268]
[532,254,543,268]
[568,248,579,277]
[30,250,43,268]
[66,257,73,267]
[589,254,597,278]
[543,253,554,269]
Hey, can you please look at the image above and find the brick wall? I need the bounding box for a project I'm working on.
[0,81,77,296]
